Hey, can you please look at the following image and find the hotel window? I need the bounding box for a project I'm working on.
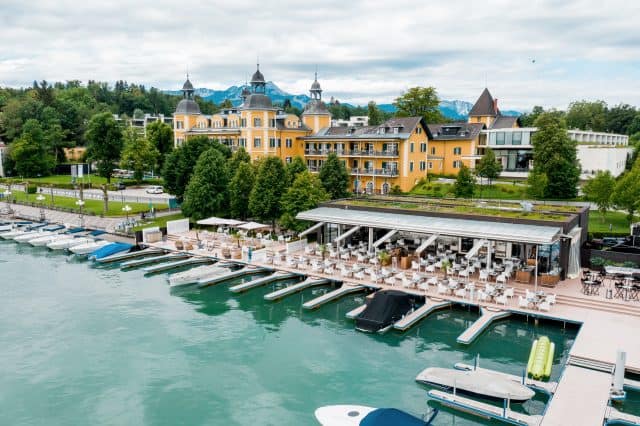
[239,138,246,147]
[410,143,414,153]
[254,117,262,127]
[453,147,462,155]
[176,137,184,146]
[453,160,462,168]
[431,147,436,155]
[419,161,426,171]
[176,121,184,129]
[285,138,292,148]
[409,162,414,172]
[277,138,281,147]
[420,143,427,152]
[496,132,505,145]
[512,132,522,145]
[415,127,422,134]
[269,119,276,127]
[285,157,292,164]
[254,138,261,148]
[269,138,276,148]
[241,118,247,127]
[428,162,433,169]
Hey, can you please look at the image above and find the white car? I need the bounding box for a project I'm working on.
[145,186,164,194]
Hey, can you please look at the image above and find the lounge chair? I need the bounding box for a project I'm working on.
[437,283,448,295]
[411,261,420,272]
[479,270,488,283]
[495,295,508,306]
[538,301,551,312]
[504,287,515,298]
[354,271,365,280]
[518,296,529,309]
[545,294,556,304]
[454,288,466,298]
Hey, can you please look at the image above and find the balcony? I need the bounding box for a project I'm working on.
[304,149,399,157]
[350,168,399,177]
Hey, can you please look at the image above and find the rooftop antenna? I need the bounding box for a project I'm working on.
[315,64,318,80]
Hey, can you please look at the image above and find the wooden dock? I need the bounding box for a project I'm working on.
[143,257,215,275]
[228,272,299,293]
[456,308,511,344]
[121,252,189,269]
[428,389,543,425]
[453,363,557,394]
[263,277,330,301]
[302,284,365,310]
[197,266,268,288]
[346,304,367,319]
[606,407,640,425]
[96,247,164,264]
[393,300,452,331]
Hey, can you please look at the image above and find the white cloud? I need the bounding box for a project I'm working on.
[0,0,638,110]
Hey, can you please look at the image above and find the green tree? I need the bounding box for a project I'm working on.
[85,112,123,183]
[367,101,383,126]
[526,170,548,200]
[9,119,55,177]
[181,148,229,221]
[566,100,607,132]
[120,128,159,182]
[229,162,255,220]
[227,146,251,172]
[454,164,475,198]
[612,168,640,224]
[582,170,615,221]
[285,155,307,186]
[475,148,502,185]
[606,104,637,135]
[249,156,287,229]
[518,106,544,128]
[531,112,580,199]
[280,171,329,232]
[220,99,233,109]
[146,121,173,170]
[393,86,445,123]
[318,152,350,199]
[162,136,213,201]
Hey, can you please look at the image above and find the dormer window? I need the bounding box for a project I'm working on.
[393,127,399,134]
[378,127,386,135]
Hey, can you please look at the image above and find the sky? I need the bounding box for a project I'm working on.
[1,0,639,110]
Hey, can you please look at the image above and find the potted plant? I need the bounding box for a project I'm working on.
[441,259,451,279]
[319,244,328,260]
[378,250,391,266]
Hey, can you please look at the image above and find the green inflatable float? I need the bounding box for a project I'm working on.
[527,336,555,380]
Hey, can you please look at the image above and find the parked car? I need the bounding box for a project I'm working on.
[146,185,164,194]
[115,182,126,191]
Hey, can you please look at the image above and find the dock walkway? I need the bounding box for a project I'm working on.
[263,277,330,301]
[229,272,298,293]
[96,247,164,264]
[121,252,189,269]
[346,304,367,319]
[394,299,452,331]
[456,308,511,344]
[453,363,557,394]
[197,267,268,288]
[428,389,542,425]
[302,284,365,310]
[607,407,640,425]
[143,257,214,274]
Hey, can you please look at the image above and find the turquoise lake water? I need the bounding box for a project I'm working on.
[0,241,580,425]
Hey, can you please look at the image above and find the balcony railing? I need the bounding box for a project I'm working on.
[304,149,399,157]
[351,168,399,177]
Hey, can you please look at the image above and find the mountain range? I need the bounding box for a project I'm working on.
[165,82,520,120]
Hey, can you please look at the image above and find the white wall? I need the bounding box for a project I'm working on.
[578,146,632,178]
[166,218,190,235]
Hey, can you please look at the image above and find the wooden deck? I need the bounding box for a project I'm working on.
[346,304,367,319]
[393,299,452,331]
[263,277,330,301]
[302,284,366,310]
[457,308,511,344]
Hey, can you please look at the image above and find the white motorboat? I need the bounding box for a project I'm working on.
[29,233,73,247]
[47,237,94,250]
[315,405,437,425]
[168,265,228,288]
[69,240,109,255]
[415,367,535,402]
[14,231,57,243]
[1,229,39,240]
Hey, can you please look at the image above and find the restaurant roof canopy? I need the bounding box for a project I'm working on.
[296,207,562,245]
[196,217,245,226]
[237,221,270,231]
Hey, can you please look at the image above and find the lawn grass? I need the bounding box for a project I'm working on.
[588,211,633,235]
[9,191,164,217]
[132,213,186,232]
[0,174,163,187]
[410,181,528,200]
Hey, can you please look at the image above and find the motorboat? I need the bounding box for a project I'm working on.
[13,231,56,243]
[355,290,414,333]
[69,240,110,255]
[415,367,535,402]
[315,405,438,425]
[47,237,95,250]
[89,242,134,260]
[168,264,228,288]
[29,233,71,246]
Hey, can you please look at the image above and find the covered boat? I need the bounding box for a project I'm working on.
[355,290,413,333]
[70,240,109,255]
[315,405,437,426]
[89,242,133,260]
[415,367,535,402]
[47,237,93,250]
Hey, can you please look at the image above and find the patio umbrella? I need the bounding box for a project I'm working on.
[237,221,270,231]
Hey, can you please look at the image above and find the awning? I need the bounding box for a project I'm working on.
[334,226,361,243]
[237,221,270,231]
[465,239,488,259]
[373,229,398,249]
[299,221,325,237]
[196,217,245,226]
[415,234,439,255]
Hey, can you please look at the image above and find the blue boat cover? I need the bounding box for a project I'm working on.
[360,408,427,426]
[90,242,133,259]
[89,230,106,236]
[43,224,65,232]
[65,227,85,234]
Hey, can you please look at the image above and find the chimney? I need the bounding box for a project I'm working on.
[493,98,499,113]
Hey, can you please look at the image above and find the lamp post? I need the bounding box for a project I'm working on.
[122,204,132,222]
[36,194,46,221]
[3,189,12,215]
[75,199,85,228]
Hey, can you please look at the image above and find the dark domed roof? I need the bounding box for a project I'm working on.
[182,78,194,91]
[175,99,201,114]
[241,86,251,96]
[251,69,265,84]
[243,93,273,109]
[303,99,329,115]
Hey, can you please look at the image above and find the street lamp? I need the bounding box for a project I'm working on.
[36,194,46,221]
[75,199,85,228]
[122,204,132,222]
[3,189,12,215]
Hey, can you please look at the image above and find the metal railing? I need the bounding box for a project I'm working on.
[350,168,399,177]
[304,149,399,157]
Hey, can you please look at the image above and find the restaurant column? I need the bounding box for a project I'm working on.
[368,227,374,254]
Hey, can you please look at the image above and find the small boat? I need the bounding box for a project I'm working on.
[415,367,535,402]
[315,405,438,425]
[168,264,228,288]
[69,240,109,255]
[14,231,56,243]
[89,242,134,260]
[47,237,94,250]
[527,336,555,380]
[355,290,414,333]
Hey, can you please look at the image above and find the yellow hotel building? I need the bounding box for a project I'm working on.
[172,65,431,193]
